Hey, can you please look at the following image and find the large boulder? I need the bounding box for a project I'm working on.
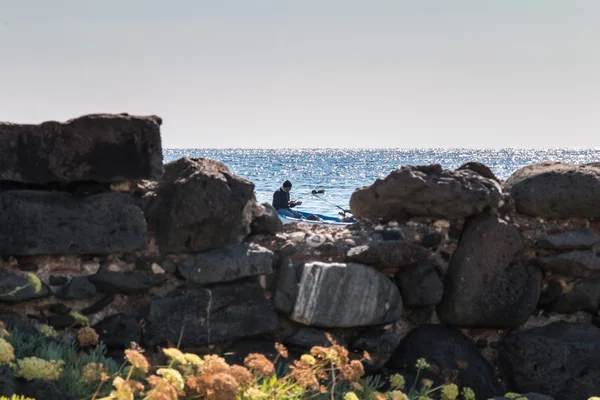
[0,191,148,256]
[438,214,541,328]
[504,162,600,218]
[0,272,51,302]
[387,324,504,399]
[142,281,278,348]
[290,262,403,327]
[0,113,163,183]
[349,164,503,221]
[395,259,444,306]
[345,241,430,271]
[536,228,600,250]
[177,243,274,285]
[550,279,600,314]
[93,313,142,349]
[87,270,166,295]
[537,251,600,278]
[501,322,600,400]
[144,157,255,254]
[250,202,283,235]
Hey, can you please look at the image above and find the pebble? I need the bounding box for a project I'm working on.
[151,263,166,274]
[82,262,100,275]
[306,234,326,247]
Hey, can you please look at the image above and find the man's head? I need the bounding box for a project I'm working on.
[282,180,292,192]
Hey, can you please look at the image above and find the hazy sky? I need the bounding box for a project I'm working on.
[1,0,599,148]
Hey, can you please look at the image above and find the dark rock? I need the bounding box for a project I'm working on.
[15,378,78,400]
[48,275,68,286]
[160,259,177,274]
[222,339,283,367]
[457,161,500,182]
[395,259,444,306]
[290,262,403,327]
[142,281,278,348]
[421,232,443,248]
[592,316,600,329]
[277,242,298,258]
[491,395,554,400]
[317,242,338,252]
[135,258,153,272]
[177,243,274,285]
[448,224,462,240]
[537,251,600,278]
[48,303,71,315]
[17,263,38,272]
[406,306,435,325]
[93,313,141,349]
[538,280,563,308]
[537,228,600,250]
[47,314,78,330]
[504,162,600,218]
[476,338,488,348]
[501,322,600,400]
[0,367,17,396]
[251,202,283,235]
[0,313,38,336]
[551,279,600,314]
[88,269,165,295]
[345,241,429,270]
[388,324,503,398]
[0,272,51,303]
[381,228,403,241]
[81,294,115,315]
[438,214,541,328]
[0,113,163,184]
[351,326,402,371]
[272,258,300,314]
[0,191,148,256]
[144,157,255,254]
[440,251,451,261]
[55,277,97,299]
[350,164,503,221]
[284,327,346,350]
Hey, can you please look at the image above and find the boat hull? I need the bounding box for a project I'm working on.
[278,210,355,226]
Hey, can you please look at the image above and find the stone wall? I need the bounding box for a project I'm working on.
[1,115,599,400]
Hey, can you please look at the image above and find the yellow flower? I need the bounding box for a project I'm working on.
[300,354,316,366]
[462,387,476,400]
[163,347,187,365]
[0,338,15,365]
[244,387,268,399]
[421,378,433,388]
[344,393,359,400]
[26,273,42,293]
[441,383,459,400]
[389,374,406,390]
[390,391,409,400]
[184,352,203,366]
[81,362,108,383]
[77,327,99,346]
[17,358,64,381]
[111,376,144,400]
[275,342,289,358]
[157,368,185,390]
[125,349,150,373]
[38,324,57,338]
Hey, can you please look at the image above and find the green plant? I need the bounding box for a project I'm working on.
[0,273,42,298]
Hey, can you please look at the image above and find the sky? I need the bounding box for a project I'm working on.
[1,0,599,148]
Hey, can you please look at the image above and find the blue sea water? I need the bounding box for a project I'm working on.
[163,148,600,216]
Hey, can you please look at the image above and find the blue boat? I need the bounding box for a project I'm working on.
[278,210,356,226]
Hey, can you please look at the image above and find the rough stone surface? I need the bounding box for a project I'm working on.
[345,241,430,270]
[491,395,554,400]
[0,113,163,184]
[421,232,443,248]
[0,191,148,256]
[551,279,600,314]
[351,327,403,371]
[387,324,504,398]
[93,313,141,349]
[55,277,97,300]
[143,281,278,347]
[537,251,600,278]
[283,327,345,350]
[272,258,300,314]
[536,228,600,250]
[504,162,600,218]
[290,262,403,327]
[0,367,17,397]
[438,214,541,328]
[395,259,444,306]
[0,272,51,303]
[457,161,501,182]
[177,243,274,285]
[88,270,166,295]
[349,164,503,221]
[144,157,255,254]
[16,379,78,400]
[501,322,600,400]
[251,202,283,235]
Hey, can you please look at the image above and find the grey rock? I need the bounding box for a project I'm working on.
[284,327,346,349]
[0,271,51,303]
[0,367,17,397]
[0,191,148,256]
[351,326,403,370]
[537,228,600,250]
[551,279,600,314]
[143,281,278,347]
[537,251,600,278]
[251,202,283,235]
[388,324,504,398]
[350,164,503,221]
[345,241,430,271]
[144,157,255,254]
[88,270,166,295]
[272,258,300,314]
[291,262,403,327]
[501,322,600,400]
[421,232,443,248]
[457,161,500,182]
[56,277,97,299]
[177,243,274,285]
[48,275,68,286]
[504,162,600,218]
[395,259,444,306]
[277,242,298,258]
[438,214,541,328]
[47,314,78,330]
[93,313,141,349]
[0,113,163,183]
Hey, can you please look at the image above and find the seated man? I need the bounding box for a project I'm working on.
[273,180,302,218]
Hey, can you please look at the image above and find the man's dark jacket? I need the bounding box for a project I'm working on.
[272,187,290,210]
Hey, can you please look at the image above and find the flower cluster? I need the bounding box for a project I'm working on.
[17,357,64,381]
[0,338,15,365]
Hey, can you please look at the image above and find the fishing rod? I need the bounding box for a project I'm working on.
[310,189,352,215]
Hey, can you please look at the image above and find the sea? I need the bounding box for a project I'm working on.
[163,148,600,217]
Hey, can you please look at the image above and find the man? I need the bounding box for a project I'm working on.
[273,180,302,218]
